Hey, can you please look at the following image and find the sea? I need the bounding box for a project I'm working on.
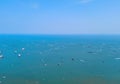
[0,35,120,84]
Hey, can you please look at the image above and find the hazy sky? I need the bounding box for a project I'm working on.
[0,0,120,34]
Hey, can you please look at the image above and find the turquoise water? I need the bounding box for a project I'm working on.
[0,35,120,84]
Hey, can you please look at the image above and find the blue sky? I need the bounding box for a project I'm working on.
[0,0,120,34]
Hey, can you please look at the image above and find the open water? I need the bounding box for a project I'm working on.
[0,35,120,84]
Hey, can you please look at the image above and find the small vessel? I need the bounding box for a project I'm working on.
[0,55,3,59]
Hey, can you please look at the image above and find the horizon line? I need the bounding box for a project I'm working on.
[0,34,120,36]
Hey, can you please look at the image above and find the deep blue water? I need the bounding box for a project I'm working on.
[0,35,120,84]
